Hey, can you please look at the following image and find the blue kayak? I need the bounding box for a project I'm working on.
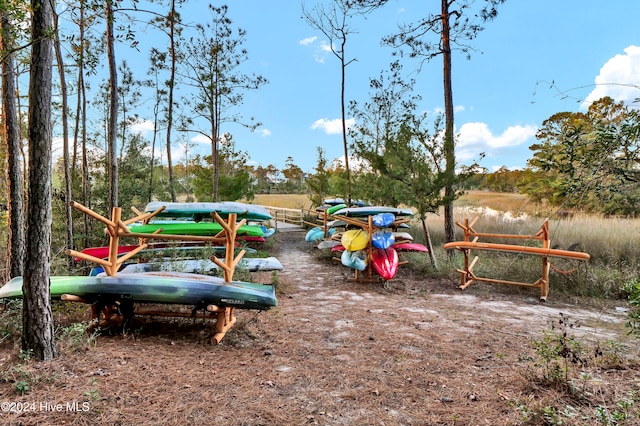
[372,230,396,249]
[341,250,367,271]
[305,227,325,242]
[372,212,396,227]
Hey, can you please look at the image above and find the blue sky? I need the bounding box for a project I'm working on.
[59,1,640,174]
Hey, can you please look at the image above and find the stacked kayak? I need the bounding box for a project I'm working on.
[0,273,277,310]
[340,229,369,270]
[325,205,429,281]
[143,201,275,240]
[145,201,272,221]
[46,201,282,312]
[89,257,283,276]
[129,222,265,238]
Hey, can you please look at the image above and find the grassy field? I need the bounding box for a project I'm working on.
[254,191,539,213]
[251,193,313,210]
[254,192,639,299]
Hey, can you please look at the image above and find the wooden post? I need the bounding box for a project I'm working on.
[105,207,122,276]
[540,220,550,301]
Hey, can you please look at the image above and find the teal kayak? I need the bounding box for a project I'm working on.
[332,206,413,217]
[145,201,272,221]
[129,222,265,237]
[0,273,277,310]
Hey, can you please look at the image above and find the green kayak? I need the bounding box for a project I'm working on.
[0,273,277,310]
[129,222,265,237]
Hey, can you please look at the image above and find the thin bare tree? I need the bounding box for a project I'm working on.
[302,0,357,205]
[53,5,74,271]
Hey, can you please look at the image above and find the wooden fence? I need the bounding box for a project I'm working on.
[265,206,305,230]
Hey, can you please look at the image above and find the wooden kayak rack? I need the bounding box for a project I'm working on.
[64,201,250,343]
[444,217,590,301]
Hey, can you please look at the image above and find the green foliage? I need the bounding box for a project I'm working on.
[349,62,478,218]
[57,322,98,353]
[281,156,305,193]
[514,313,640,424]
[306,147,333,206]
[530,314,586,390]
[624,278,640,338]
[118,134,154,207]
[84,377,100,402]
[191,138,256,202]
[523,97,640,215]
[18,348,33,362]
[15,380,29,395]
[482,166,521,193]
[0,300,22,343]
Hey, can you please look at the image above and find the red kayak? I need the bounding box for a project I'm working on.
[75,244,141,261]
[74,241,227,261]
[392,242,429,252]
[371,248,399,280]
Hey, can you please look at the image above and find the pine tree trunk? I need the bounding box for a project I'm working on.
[441,0,456,246]
[166,0,177,202]
[1,10,25,279]
[106,1,118,212]
[23,0,57,361]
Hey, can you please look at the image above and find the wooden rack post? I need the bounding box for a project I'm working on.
[207,211,247,344]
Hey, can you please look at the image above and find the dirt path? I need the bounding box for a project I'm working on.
[257,230,637,424]
[0,230,637,425]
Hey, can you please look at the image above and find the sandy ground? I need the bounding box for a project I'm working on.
[0,229,638,425]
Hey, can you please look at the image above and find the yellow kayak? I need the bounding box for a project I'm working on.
[341,229,369,251]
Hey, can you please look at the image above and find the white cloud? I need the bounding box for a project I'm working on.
[299,36,317,46]
[166,139,211,165]
[129,118,155,136]
[333,154,365,170]
[582,45,640,108]
[52,136,68,163]
[300,35,331,63]
[319,41,332,52]
[433,105,465,115]
[456,122,537,161]
[190,134,212,145]
[313,41,332,63]
[260,128,272,137]
[311,118,355,135]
